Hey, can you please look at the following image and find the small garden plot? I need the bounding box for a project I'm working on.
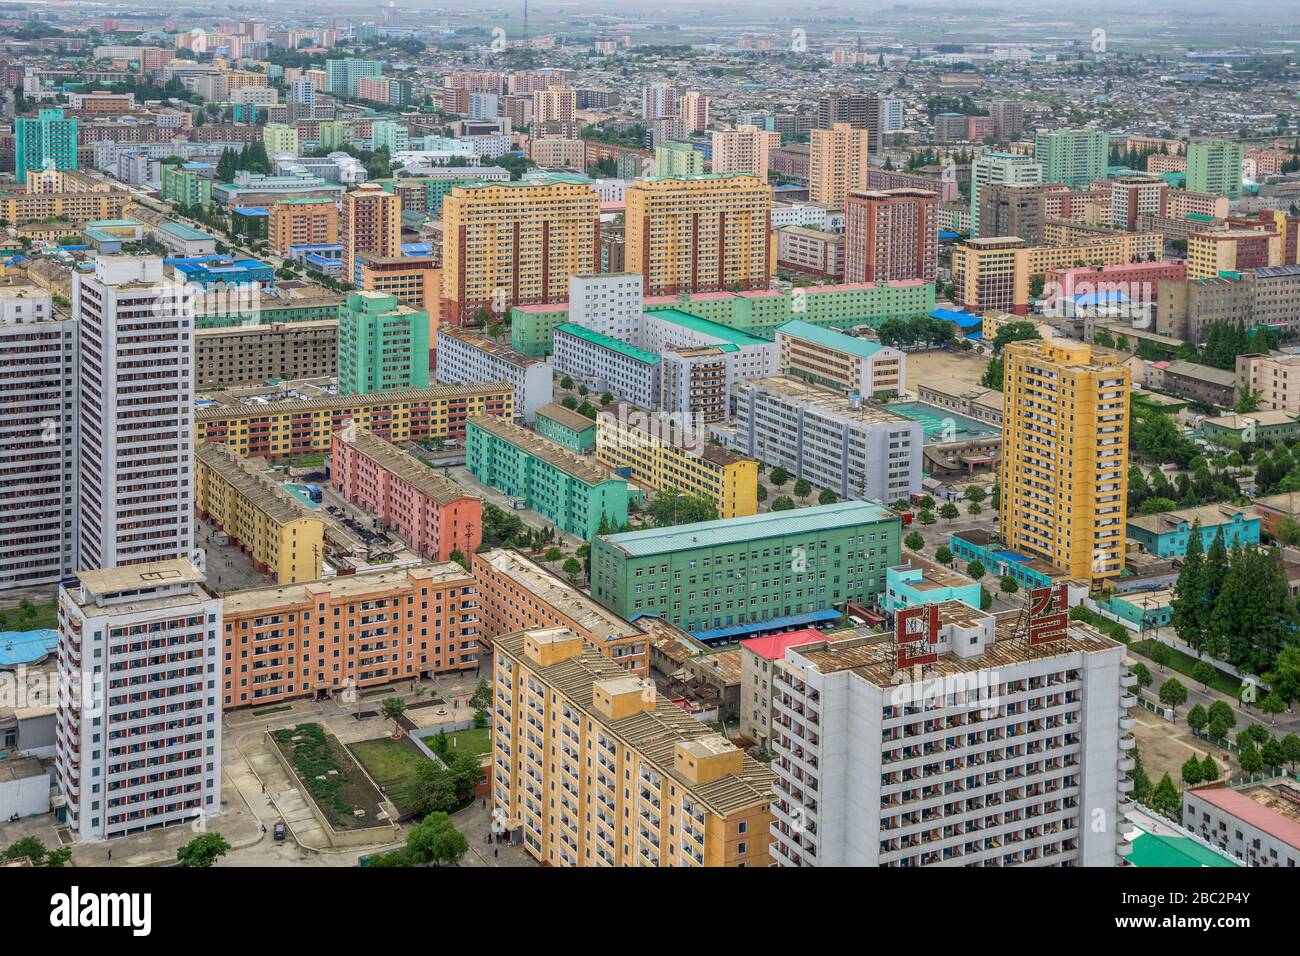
[271,723,387,830]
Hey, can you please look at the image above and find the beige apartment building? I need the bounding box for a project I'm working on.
[710,125,781,179]
[1236,352,1300,414]
[809,123,870,209]
[492,626,776,866]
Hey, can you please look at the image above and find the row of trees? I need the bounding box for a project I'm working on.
[978,321,1043,390]
[1170,522,1298,680]
[875,315,956,350]
[1127,460,1242,515]
[214,141,273,181]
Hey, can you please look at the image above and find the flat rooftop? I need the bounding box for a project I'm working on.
[536,403,598,433]
[222,562,472,615]
[776,319,891,358]
[746,375,915,426]
[438,327,543,368]
[197,382,512,419]
[600,500,898,559]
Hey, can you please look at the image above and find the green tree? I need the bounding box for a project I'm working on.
[963,485,986,505]
[770,496,795,512]
[904,531,924,551]
[1264,644,1300,704]
[1150,773,1181,819]
[382,697,407,738]
[1131,662,1153,690]
[1263,737,1285,771]
[935,545,953,565]
[1191,660,1217,692]
[1260,692,1286,725]
[563,557,582,583]
[818,488,838,505]
[770,466,789,487]
[966,560,985,580]
[756,484,768,503]
[544,547,563,563]
[918,509,936,525]
[1238,737,1264,775]
[939,502,960,522]
[560,375,573,389]
[1,836,69,867]
[1158,678,1188,711]
[967,502,982,516]
[1187,703,1209,735]
[1148,641,1172,672]
[406,812,469,867]
[1201,753,1220,782]
[401,761,459,817]
[177,833,231,868]
[793,478,812,501]
[1281,733,1300,769]
[999,575,1018,594]
[1181,755,1204,787]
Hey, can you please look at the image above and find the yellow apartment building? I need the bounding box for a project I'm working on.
[194,441,325,584]
[594,408,758,519]
[624,174,772,296]
[269,197,339,254]
[441,179,600,325]
[1000,339,1130,583]
[194,383,514,459]
[492,627,776,866]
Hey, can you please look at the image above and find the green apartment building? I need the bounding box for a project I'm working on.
[465,415,628,538]
[655,142,705,177]
[196,293,343,329]
[325,58,383,97]
[534,402,597,452]
[337,290,430,396]
[1187,140,1245,200]
[1033,128,1109,189]
[509,282,937,357]
[15,108,78,184]
[161,163,213,208]
[591,500,902,637]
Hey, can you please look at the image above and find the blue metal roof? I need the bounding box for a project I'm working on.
[691,609,841,642]
[931,307,982,329]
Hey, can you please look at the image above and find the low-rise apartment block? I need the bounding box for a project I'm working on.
[734,375,923,503]
[435,326,554,423]
[534,402,597,452]
[194,383,514,459]
[331,426,482,562]
[595,406,759,519]
[465,414,629,539]
[591,501,902,637]
[194,320,337,389]
[194,442,325,584]
[221,563,480,709]
[1183,780,1300,867]
[473,548,650,674]
[552,323,662,410]
[491,627,775,865]
[775,319,905,397]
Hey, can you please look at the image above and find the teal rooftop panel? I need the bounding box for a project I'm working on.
[553,323,661,365]
[643,307,770,347]
[776,319,888,358]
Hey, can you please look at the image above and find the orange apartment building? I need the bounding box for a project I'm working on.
[358,255,442,319]
[268,197,339,254]
[472,547,652,676]
[492,627,775,866]
[219,563,480,709]
[440,179,600,326]
[341,182,402,287]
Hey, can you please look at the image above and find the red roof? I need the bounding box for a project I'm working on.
[740,629,825,661]
[1191,785,1300,850]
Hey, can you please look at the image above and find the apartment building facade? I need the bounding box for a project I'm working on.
[775,319,905,397]
[194,320,337,389]
[844,188,939,283]
[551,323,662,409]
[435,326,554,423]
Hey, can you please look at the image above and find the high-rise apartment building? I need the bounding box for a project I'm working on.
[809,123,871,209]
[441,180,600,325]
[337,290,431,396]
[1033,128,1109,189]
[710,125,780,179]
[269,196,339,253]
[977,183,1045,245]
[988,99,1025,140]
[15,108,79,183]
[843,188,938,282]
[1187,140,1245,200]
[1110,176,1168,230]
[642,81,680,120]
[815,93,885,151]
[491,626,776,866]
[325,57,382,97]
[74,257,194,572]
[624,174,772,296]
[262,122,299,157]
[678,91,710,133]
[768,604,1131,866]
[56,559,223,842]
[655,141,705,177]
[532,86,577,124]
[970,152,1043,238]
[0,286,77,591]
[1001,339,1130,582]
[341,183,402,286]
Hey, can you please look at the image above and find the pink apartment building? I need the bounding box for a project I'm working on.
[332,425,482,562]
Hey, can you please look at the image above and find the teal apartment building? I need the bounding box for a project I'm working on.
[1126,503,1260,559]
[465,415,629,539]
[533,403,597,453]
[591,500,901,639]
[15,108,78,184]
[1033,128,1109,189]
[337,290,430,396]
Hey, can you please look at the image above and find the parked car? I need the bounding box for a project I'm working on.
[273,821,286,842]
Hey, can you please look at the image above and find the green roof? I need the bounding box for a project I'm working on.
[600,500,898,558]
[279,196,335,205]
[86,219,142,228]
[777,319,888,358]
[643,308,771,348]
[157,222,213,240]
[1126,830,1239,868]
[554,323,661,365]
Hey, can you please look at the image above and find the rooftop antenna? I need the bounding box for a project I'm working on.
[524,0,529,40]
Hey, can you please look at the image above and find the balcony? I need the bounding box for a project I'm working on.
[1119,694,1137,709]
[1118,735,1135,751]
[1118,756,1135,773]
[1120,673,1137,688]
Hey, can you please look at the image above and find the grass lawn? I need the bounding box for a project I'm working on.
[348,737,434,816]
[1130,639,1244,697]
[420,725,492,758]
[293,453,326,468]
[0,599,57,632]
